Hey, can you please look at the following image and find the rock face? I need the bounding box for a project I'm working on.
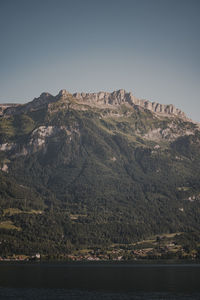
[0,143,15,151]
[135,99,186,118]
[73,89,135,106]
[57,89,70,98]
[73,89,186,118]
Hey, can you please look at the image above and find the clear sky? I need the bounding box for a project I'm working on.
[0,0,199,121]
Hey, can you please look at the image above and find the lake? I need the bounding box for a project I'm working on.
[0,262,200,299]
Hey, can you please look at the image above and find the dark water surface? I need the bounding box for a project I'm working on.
[0,262,200,299]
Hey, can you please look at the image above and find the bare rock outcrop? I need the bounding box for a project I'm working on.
[73,89,186,118]
[1,88,187,120]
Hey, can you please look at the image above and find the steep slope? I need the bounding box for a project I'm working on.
[0,89,200,256]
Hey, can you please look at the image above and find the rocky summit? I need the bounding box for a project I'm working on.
[0,89,200,257]
[1,89,187,119]
[73,89,186,118]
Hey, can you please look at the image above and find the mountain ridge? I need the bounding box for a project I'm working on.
[0,89,190,121]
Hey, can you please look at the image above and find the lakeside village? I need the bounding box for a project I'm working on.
[1,233,200,262]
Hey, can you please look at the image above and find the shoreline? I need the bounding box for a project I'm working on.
[0,259,200,265]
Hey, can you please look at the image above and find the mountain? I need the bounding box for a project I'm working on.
[0,89,200,258]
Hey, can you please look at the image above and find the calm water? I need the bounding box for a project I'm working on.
[0,262,200,299]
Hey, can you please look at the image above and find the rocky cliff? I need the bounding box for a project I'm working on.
[3,89,187,120]
[73,89,187,118]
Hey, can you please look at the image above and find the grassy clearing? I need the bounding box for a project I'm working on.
[177,186,191,191]
[28,210,43,215]
[111,232,182,249]
[158,232,182,238]
[69,214,87,220]
[3,208,22,216]
[3,208,43,216]
[0,220,21,231]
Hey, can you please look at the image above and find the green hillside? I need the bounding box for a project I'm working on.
[0,91,200,258]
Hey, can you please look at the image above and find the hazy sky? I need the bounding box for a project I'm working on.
[0,0,199,121]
